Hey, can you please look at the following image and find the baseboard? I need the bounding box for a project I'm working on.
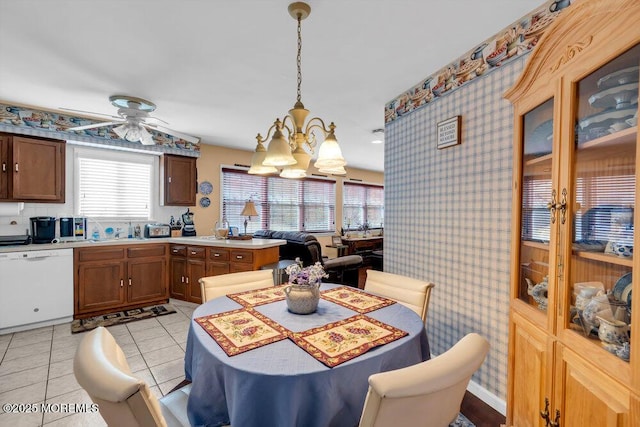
[0,315,73,335]
[467,380,506,416]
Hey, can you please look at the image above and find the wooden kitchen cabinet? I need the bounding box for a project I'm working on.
[170,244,280,303]
[505,1,639,425]
[0,133,65,202]
[74,244,168,317]
[162,154,196,206]
[169,245,206,304]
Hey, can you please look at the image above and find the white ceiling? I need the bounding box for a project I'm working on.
[0,0,545,172]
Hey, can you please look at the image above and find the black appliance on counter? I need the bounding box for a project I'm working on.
[182,209,196,237]
[30,216,56,244]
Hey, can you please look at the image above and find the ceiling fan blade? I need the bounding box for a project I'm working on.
[59,107,121,120]
[68,121,121,131]
[144,123,200,144]
[145,115,169,125]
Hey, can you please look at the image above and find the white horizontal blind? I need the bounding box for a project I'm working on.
[222,168,335,233]
[77,151,152,219]
[343,182,384,230]
[574,174,635,242]
[521,176,551,242]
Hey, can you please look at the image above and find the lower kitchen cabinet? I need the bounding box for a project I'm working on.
[74,244,168,317]
[170,244,280,303]
[169,245,206,304]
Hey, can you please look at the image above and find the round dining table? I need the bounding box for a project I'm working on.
[184,283,430,427]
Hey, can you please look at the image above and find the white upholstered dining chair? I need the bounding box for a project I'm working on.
[199,269,274,303]
[358,333,490,427]
[364,270,435,322]
[73,326,191,427]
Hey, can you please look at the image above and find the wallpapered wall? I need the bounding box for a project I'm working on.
[384,56,526,403]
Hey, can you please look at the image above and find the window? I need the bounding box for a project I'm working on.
[343,182,384,231]
[75,147,156,220]
[222,168,336,233]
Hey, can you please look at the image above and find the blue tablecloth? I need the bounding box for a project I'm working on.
[184,283,430,427]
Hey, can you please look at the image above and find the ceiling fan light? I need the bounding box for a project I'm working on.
[113,123,128,139]
[140,127,155,145]
[263,128,296,166]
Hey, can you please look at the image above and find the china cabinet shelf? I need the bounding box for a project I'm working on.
[505,1,639,425]
[522,240,549,251]
[573,250,634,267]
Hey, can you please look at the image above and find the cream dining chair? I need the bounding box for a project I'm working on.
[199,269,274,303]
[364,270,435,322]
[73,326,191,427]
[358,333,490,427]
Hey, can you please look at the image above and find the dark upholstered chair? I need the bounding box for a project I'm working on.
[254,230,362,285]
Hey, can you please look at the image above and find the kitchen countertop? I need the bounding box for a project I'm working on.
[0,236,287,253]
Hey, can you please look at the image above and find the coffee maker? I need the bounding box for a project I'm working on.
[30,217,56,244]
[181,209,196,237]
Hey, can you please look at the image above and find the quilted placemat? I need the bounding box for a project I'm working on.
[320,286,396,314]
[195,308,289,356]
[289,314,408,367]
[227,284,288,307]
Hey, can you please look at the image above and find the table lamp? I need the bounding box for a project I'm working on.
[240,200,258,236]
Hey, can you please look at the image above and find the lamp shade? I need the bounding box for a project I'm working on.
[280,145,311,178]
[241,200,259,217]
[248,141,277,174]
[313,132,346,169]
[263,127,296,166]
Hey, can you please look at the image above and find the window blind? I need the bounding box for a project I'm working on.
[343,182,384,230]
[222,168,336,233]
[77,150,153,219]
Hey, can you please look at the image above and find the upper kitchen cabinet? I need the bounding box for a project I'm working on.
[505,0,639,425]
[0,133,65,202]
[162,154,196,206]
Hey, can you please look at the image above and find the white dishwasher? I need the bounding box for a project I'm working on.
[0,248,74,333]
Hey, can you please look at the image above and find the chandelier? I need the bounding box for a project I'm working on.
[248,2,346,178]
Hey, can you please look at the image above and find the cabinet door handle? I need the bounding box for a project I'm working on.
[546,189,568,225]
[186,277,189,284]
[181,276,185,283]
[14,163,18,172]
[236,255,243,259]
[191,251,197,255]
[172,249,178,253]
[128,278,132,286]
[214,253,220,257]
[1,162,5,172]
[120,279,124,287]
[168,176,172,183]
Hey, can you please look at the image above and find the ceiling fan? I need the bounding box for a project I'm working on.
[64,95,200,146]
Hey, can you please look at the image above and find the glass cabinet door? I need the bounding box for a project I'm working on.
[518,98,555,311]
[567,44,639,363]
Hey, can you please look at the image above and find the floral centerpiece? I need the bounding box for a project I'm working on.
[285,259,328,286]
[284,259,327,314]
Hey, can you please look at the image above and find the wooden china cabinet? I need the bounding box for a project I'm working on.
[505,1,640,426]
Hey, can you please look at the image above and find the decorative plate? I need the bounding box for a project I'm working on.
[199,181,213,195]
[613,272,632,301]
[199,196,211,208]
[588,82,639,110]
[597,66,640,89]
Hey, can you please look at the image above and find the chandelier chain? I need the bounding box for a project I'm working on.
[296,13,302,103]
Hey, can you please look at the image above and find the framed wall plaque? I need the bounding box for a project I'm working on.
[437,116,461,149]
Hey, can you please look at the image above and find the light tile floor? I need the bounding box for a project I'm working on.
[0,299,198,427]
